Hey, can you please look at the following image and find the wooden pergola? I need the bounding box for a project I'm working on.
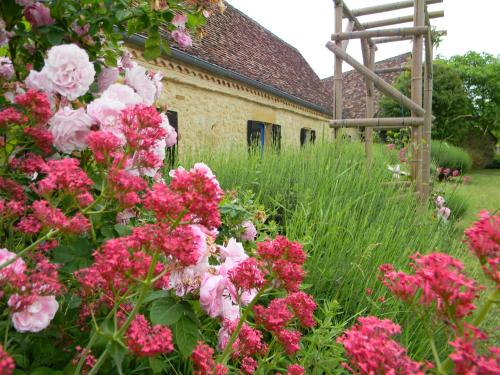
[327,0,444,204]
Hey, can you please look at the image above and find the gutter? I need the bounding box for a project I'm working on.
[127,34,331,116]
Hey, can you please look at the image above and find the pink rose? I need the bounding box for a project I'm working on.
[443,168,451,176]
[172,28,193,48]
[387,143,396,151]
[437,207,451,222]
[97,67,119,92]
[169,257,210,297]
[240,221,257,242]
[219,238,246,261]
[10,295,59,333]
[38,44,95,100]
[125,64,158,105]
[24,3,54,28]
[161,113,177,148]
[101,83,142,106]
[435,196,445,208]
[49,107,92,154]
[0,18,14,47]
[152,71,163,102]
[452,169,460,177]
[25,69,53,93]
[0,57,14,80]
[71,21,90,37]
[120,51,135,70]
[86,98,125,141]
[172,14,188,28]
[0,248,26,280]
[199,274,226,317]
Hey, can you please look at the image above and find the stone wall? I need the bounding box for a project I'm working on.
[128,46,339,152]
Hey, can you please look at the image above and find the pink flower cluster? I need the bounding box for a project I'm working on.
[435,195,451,222]
[465,211,500,285]
[380,253,479,321]
[337,316,425,374]
[0,344,15,375]
[191,342,228,375]
[449,324,500,374]
[125,314,174,357]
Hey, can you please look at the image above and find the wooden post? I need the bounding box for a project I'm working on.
[410,0,424,198]
[333,0,343,139]
[365,45,376,161]
[325,42,426,116]
[422,31,434,203]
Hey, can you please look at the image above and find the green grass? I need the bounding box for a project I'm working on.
[432,140,473,173]
[180,140,467,359]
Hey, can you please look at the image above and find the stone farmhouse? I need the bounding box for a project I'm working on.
[127,3,411,154]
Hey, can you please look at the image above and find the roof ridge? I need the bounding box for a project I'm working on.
[224,1,321,81]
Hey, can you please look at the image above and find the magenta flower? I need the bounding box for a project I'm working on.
[24,3,54,28]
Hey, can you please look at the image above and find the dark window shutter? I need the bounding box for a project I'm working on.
[247,121,262,154]
[272,124,281,152]
[300,128,307,146]
[166,111,178,169]
[311,130,316,144]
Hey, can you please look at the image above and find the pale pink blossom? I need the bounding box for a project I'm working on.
[172,14,188,28]
[0,57,14,80]
[97,67,119,92]
[116,209,136,224]
[435,196,445,208]
[49,107,92,154]
[125,64,158,105]
[240,221,257,242]
[86,98,125,141]
[24,3,54,28]
[172,28,193,48]
[199,274,227,317]
[169,257,211,297]
[71,22,90,37]
[220,238,246,261]
[101,83,142,106]
[37,44,95,100]
[10,295,59,333]
[161,113,177,148]
[0,248,26,279]
[25,69,53,93]
[437,206,451,222]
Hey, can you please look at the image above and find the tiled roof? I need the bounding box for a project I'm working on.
[321,53,412,118]
[168,3,332,114]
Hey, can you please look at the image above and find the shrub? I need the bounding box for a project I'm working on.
[432,140,473,173]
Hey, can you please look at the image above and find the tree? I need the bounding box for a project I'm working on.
[379,59,473,145]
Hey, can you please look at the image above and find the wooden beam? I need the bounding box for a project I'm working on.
[361,10,443,29]
[326,41,426,117]
[365,45,376,161]
[411,0,425,197]
[422,18,434,202]
[332,26,429,41]
[372,36,414,44]
[333,0,343,139]
[330,117,425,128]
[348,0,443,18]
[375,66,410,74]
[338,1,377,47]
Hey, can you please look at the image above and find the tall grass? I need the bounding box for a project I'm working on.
[180,140,466,358]
[432,140,473,172]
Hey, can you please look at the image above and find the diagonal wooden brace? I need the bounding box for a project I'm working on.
[325,41,426,117]
[330,117,424,128]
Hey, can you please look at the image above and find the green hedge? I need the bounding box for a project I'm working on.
[431,140,473,173]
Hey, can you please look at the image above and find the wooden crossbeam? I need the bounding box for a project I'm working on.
[336,1,377,47]
[330,117,424,128]
[326,41,426,116]
[361,10,443,29]
[332,26,428,41]
[375,66,409,74]
[372,36,413,44]
[348,0,443,17]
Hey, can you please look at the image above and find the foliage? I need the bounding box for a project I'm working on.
[431,140,473,173]
[180,141,468,359]
[379,60,473,145]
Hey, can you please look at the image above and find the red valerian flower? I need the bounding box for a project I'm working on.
[254,298,294,332]
[0,107,27,126]
[449,324,500,375]
[286,364,305,375]
[465,211,500,285]
[276,329,301,354]
[191,342,228,375]
[125,314,173,357]
[285,292,316,328]
[228,258,266,292]
[14,89,51,126]
[337,316,425,375]
[35,158,93,197]
[87,131,123,165]
[0,344,15,375]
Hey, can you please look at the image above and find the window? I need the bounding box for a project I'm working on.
[300,128,316,146]
[166,110,178,169]
[247,121,281,155]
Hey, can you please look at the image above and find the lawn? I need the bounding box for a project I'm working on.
[455,169,500,232]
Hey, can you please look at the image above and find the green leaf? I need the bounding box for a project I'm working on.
[150,298,186,326]
[148,357,166,374]
[114,224,132,237]
[144,45,161,60]
[187,13,206,28]
[108,341,127,375]
[116,9,133,22]
[174,315,199,357]
[143,290,170,304]
[46,29,64,45]
[53,237,94,273]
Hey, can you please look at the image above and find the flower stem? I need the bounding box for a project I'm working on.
[218,287,266,365]
[87,347,109,375]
